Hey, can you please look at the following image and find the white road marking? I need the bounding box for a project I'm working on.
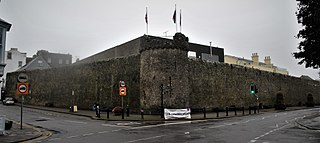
[130,121,191,130]
[82,133,94,136]
[125,135,166,143]
[112,129,122,132]
[102,124,129,128]
[98,131,109,134]
[285,120,289,123]
[208,124,225,129]
[64,120,87,124]
[249,123,290,143]
[67,135,79,139]
[116,122,141,126]
[243,119,256,123]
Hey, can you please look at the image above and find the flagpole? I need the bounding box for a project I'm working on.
[145,7,148,35]
[180,9,182,32]
[175,4,177,33]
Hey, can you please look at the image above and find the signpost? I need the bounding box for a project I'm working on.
[119,81,126,119]
[17,73,28,130]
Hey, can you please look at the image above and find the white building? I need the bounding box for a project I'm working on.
[2,48,27,86]
[0,18,12,100]
[224,53,289,75]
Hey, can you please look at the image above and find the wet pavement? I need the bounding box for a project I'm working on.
[0,105,319,142]
[0,121,42,143]
[296,111,320,130]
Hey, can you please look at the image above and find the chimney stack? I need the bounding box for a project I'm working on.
[251,53,259,66]
[264,56,272,66]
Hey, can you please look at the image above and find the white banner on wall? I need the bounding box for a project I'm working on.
[164,108,191,120]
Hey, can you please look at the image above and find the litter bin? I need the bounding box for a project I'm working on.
[73,106,78,112]
[69,105,78,113]
[5,120,12,130]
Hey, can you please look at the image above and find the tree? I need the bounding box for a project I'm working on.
[294,0,320,72]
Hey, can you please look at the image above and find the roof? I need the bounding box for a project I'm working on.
[76,34,224,64]
[0,18,12,31]
[17,56,51,71]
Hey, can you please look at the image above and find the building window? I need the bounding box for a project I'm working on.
[18,61,23,67]
[38,60,43,67]
[66,59,70,64]
[47,58,51,63]
[59,59,62,64]
[7,52,12,59]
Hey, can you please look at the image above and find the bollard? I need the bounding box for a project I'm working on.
[226,107,229,116]
[216,107,219,118]
[160,108,164,118]
[242,107,245,116]
[140,108,144,119]
[249,106,251,114]
[203,107,206,119]
[97,106,101,118]
[126,108,130,117]
[106,109,110,119]
[122,108,124,119]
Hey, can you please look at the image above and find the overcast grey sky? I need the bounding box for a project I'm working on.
[0,0,319,80]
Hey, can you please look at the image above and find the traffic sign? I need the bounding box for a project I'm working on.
[17,73,28,83]
[119,81,126,87]
[119,87,126,96]
[16,83,29,95]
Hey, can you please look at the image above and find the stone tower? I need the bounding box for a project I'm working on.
[140,33,190,109]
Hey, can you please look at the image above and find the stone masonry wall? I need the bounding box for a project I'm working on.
[188,60,320,108]
[6,56,141,109]
[140,33,190,109]
[5,32,320,111]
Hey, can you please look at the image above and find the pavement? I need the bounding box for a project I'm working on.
[0,104,319,143]
[0,121,45,143]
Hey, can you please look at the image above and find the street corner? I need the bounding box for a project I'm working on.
[0,121,45,143]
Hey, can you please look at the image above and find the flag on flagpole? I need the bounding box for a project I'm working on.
[172,9,176,23]
[180,9,182,27]
[145,8,148,24]
[180,9,182,32]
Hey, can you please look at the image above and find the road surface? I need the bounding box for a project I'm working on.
[1,105,319,143]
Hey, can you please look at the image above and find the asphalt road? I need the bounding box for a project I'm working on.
[1,105,319,143]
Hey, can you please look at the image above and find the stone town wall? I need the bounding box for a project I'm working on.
[5,33,320,110]
[139,33,190,109]
[188,60,320,108]
[6,56,141,109]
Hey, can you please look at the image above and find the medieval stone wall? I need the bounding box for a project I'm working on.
[5,33,320,111]
[6,56,141,109]
[188,60,320,108]
[140,33,190,109]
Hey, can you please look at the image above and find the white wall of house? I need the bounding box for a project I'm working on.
[3,48,27,82]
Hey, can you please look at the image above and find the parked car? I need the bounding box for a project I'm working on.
[3,97,15,105]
